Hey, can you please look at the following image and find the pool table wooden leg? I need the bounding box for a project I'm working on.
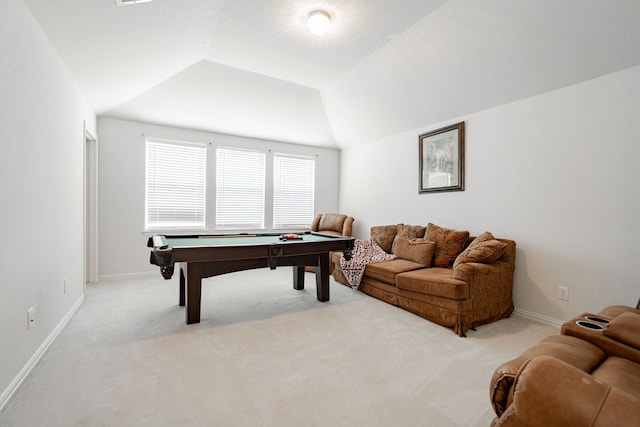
[179,266,185,306]
[184,262,202,324]
[315,253,330,302]
[293,266,305,290]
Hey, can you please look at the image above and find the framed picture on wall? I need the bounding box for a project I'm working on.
[419,122,465,193]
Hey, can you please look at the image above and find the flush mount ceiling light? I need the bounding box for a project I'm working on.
[307,10,332,35]
[116,0,152,6]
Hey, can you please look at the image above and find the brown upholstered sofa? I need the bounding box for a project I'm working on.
[489,300,640,426]
[331,223,516,336]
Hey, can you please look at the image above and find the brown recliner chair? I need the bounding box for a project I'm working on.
[489,303,640,426]
[310,213,354,237]
[597,297,640,318]
[307,213,354,272]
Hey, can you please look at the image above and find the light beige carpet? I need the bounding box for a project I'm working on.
[0,269,557,426]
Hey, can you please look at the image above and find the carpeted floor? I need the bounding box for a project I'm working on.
[0,269,558,426]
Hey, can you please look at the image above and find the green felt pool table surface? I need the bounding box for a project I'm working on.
[159,232,344,248]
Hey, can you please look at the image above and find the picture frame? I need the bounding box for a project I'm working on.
[419,122,465,193]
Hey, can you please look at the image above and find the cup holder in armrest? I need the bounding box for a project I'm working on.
[584,315,610,324]
[575,320,605,331]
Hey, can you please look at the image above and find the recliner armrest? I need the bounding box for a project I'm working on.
[489,335,605,417]
[342,216,354,236]
[498,355,640,427]
[310,213,322,232]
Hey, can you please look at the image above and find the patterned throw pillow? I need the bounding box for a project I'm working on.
[426,222,470,268]
[468,231,495,246]
[453,235,508,268]
[396,224,427,239]
[370,225,398,253]
[392,237,437,266]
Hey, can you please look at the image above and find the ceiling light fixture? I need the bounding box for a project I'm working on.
[115,0,152,6]
[307,10,332,36]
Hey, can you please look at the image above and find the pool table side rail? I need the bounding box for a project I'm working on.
[147,232,354,265]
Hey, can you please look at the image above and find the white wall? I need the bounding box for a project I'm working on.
[97,117,341,278]
[0,0,96,407]
[339,65,640,324]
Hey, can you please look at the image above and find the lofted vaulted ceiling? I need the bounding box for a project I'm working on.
[23,0,640,148]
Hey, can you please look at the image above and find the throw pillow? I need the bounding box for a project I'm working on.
[392,237,436,266]
[391,224,427,253]
[396,223,427,239]
[426,222,470,268]
[453,238,508,268]
[370,225,398,253]
[469,231,495,246]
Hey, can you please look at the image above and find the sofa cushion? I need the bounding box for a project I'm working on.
[395,268,469,299]
[426,223,470,267]
[365,259,425,285]
[370,225,398,253]
[392,237,436,266]
[453,237,508,268]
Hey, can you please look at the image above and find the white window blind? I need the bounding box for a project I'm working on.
[145,138,206,230]
[273,153,315,229]
[216,147,266,229]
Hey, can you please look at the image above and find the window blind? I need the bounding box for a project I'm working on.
[273,153,315,229]
[216,147,266,229]
[145,138,207,229]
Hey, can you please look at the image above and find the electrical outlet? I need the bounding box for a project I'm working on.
[27,307,35,329]
[558,286,569,301]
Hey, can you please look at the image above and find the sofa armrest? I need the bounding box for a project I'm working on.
[495,355,640,427]
[452,260,512,280]
[451,260,515,334]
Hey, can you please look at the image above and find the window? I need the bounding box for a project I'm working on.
[216,147,266,229]
[273,153,315,228]
[145,138,206,230]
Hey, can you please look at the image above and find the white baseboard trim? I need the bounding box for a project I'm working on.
[98,271,157,281]
[0,294,85,413]
[514,307,564,328]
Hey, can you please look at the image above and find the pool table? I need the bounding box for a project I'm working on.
[147,232,354,324]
